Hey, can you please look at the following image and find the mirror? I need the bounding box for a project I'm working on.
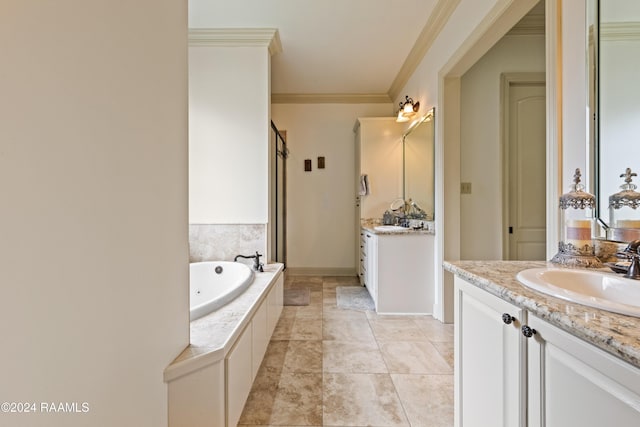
[589,0,640,230]
[402,108,435,219]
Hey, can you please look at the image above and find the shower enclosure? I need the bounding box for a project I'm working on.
[270,121,288,266]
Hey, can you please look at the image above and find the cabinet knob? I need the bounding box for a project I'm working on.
[521,325,537,338]
[501,313,516,325]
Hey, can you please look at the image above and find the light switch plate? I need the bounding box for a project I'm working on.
[461,182,472,194]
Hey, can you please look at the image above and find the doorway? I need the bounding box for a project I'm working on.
[270,121,288,265]
[501,73,547,260]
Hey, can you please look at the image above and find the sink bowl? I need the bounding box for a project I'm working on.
[516,268,640,317]
[374,225,407,232]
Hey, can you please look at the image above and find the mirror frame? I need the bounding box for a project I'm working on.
[587,0,603,229]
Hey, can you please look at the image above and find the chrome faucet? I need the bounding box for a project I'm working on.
[234,251,264,272]
[617,240,640,280]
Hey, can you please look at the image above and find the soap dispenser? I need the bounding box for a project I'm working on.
[551,168,602,268]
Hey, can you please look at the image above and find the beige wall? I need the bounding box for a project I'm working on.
[271,103,392,272]
[189,46,270,224]
[460,34,546,260]
[0,2,189,426]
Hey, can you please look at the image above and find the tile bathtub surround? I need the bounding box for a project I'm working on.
[189,223,266,262]
[443,260,640,368]
[238,274,454,427]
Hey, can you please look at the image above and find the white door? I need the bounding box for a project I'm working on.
[507,82,546,260]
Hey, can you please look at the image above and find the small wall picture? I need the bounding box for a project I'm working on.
[304,159,312,172]
[318,156,325,169]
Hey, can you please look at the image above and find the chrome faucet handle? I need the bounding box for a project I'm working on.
[624,246,640,280]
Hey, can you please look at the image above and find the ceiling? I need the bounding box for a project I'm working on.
[189,0,440,101]
[189,1,544,102]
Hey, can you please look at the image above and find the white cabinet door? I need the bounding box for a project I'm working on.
[359,230,367,286]
[454,277,526,427]
[365,232,377,307]
[226,323,253,427]
[252,301,268,380]
[526,314,640,427]
[267,273,283,337]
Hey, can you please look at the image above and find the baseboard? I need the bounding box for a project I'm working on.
[285,267,357,277]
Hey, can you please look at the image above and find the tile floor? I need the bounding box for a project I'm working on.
[238,274,454,427]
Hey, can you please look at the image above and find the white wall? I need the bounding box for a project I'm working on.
[0,2,189,426]
[395,0,540,320]
[271,103,392,272]
[189,46,270,224]
[460,34,546,259]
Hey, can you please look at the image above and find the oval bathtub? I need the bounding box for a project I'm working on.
[190,261,255,321]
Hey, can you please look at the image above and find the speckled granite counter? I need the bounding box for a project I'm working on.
[164,263,284,382]
[361,219,435,235]
[443,260,640,368]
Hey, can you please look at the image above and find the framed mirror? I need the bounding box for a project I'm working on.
[589,0,640,230]
[402,108,435,219]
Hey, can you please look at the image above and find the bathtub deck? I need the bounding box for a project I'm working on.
[163,263,284,382]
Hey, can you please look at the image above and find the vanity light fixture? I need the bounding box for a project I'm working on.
[396,95,420,122]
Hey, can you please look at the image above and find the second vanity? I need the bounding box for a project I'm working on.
[445,261,640,427]
[360,220,435,314]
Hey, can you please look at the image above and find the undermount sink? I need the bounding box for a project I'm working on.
[516,268,640,318]
[374,225,407,231]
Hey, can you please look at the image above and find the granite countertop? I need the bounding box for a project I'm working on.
[164,263,284,382]
[443,260,640,368]
[361,219,435,235]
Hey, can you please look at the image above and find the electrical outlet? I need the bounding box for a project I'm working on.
[461,182,472,194]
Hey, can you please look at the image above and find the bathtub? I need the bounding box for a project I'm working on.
[190,261,255,321]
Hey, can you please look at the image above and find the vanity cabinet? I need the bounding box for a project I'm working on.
[366,231,434,314]
[454,276,640,427]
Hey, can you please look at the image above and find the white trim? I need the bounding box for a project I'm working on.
[546,0,562,260]
[271,93,391,104]
[388,0,461,100]
[188,28,282,55]
[600,22,640,41]
[507,13,545,36]
[285,267,357,277]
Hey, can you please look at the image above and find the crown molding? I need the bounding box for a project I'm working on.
[388,0,461,100]
[506,13,545,36]
[600,22,640,41]
[271,93,391,104]
[188,28,282,55]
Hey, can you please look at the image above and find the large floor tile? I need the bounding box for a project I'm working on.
[432,341,454,370]
[283,340,322,373]
[240,372,323,426]
[391,374,454,427]
[323,340,388,373]
[413,317,454,342]
[290,317,323,340]
[379,341,453,374]
[272,316,295,340]
[369,317,427,341]
[323,373,409,426]
[323,317,376,342]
